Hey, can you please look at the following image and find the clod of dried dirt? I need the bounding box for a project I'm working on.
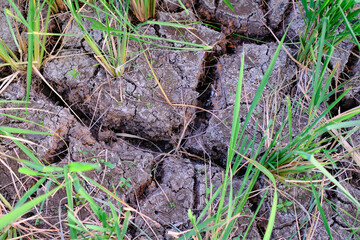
[199,0,268,36]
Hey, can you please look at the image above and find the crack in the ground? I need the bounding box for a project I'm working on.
[182,43,228,165]
[192,167,199,211]
[214,0,220,10]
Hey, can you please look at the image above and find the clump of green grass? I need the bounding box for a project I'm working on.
[297,0,360,65]
[1,0,60,109]
[65,0,131,77]
[179,22,360,240]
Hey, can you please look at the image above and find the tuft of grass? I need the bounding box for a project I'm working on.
[179,14,360,239]
[1,0,60,109]
[297,0,360,65]
[180,28,289,240]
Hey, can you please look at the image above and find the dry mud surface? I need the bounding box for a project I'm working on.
[1,0,360,239]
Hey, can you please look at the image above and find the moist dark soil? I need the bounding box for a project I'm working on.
[1,0,360,239]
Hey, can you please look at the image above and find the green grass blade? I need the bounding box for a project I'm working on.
[242,189,268,240]
[339,4,360,51]
[0,126,51,135]
[88,20,212,50]
[1,131,43,165]
[309,17,327,119]
[223,0,234,10]
[119,211,131,240]
[0,184,63,230]
[310,178,333,240]
[177,0,189,15]
[14,177,47,209]
[213,46,245,238]
[64,168,77,239]
[228,48,245,162]
[241,155,278,240]
[25,0,35,111]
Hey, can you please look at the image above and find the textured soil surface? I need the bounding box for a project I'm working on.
[1,0,360,239]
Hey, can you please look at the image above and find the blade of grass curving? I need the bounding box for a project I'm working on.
[0,112,55,133]
[316,120,360,137]
[296,151,360,207]
[4,10,21,55]
[6,0,27,25]
[72,175,102,218]
[140,20,196,29]
[325,198,360,239]
[177,0,189,15]
[81,0,134,30]
[339,4,360,51]
[235,152,278,240]
[0,184,63,230]
[66,212,87,233]
[0,40,19,70]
